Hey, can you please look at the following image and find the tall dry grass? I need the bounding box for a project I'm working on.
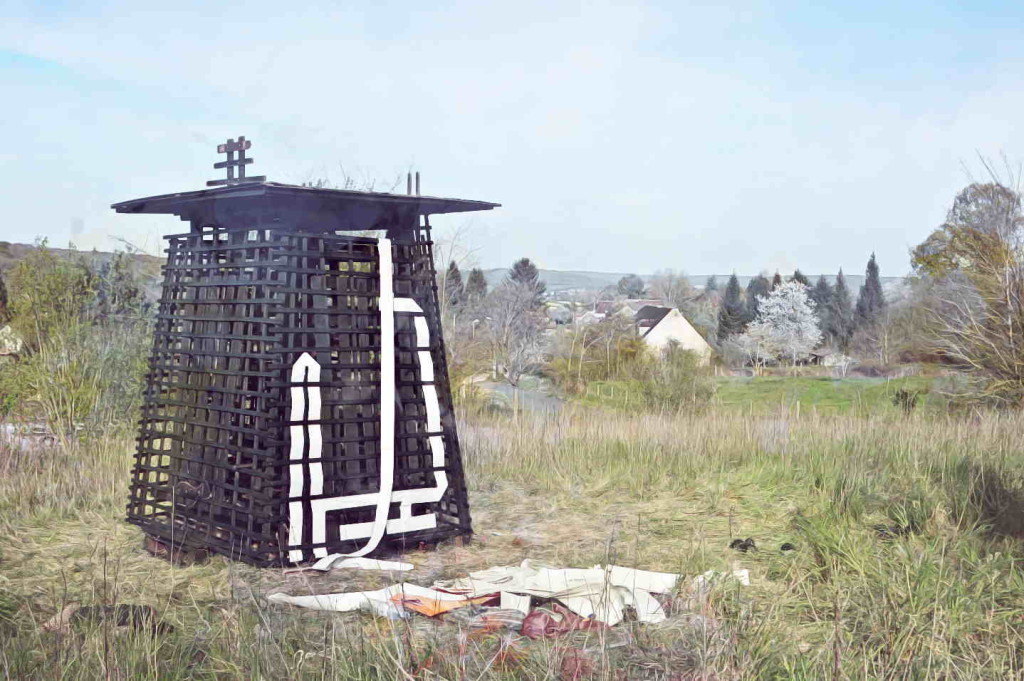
[2,406,1024,678]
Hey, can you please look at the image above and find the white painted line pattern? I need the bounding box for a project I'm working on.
[285,238,449,563]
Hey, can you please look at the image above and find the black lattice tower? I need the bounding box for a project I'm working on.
[113,138,498,566]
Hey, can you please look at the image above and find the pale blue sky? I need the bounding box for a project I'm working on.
[1,1,1023,276]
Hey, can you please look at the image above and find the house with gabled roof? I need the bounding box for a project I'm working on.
[634,305,712,364]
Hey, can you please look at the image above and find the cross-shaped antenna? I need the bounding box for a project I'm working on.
[207,136,267,186]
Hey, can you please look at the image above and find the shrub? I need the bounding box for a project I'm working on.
[546,317,647,392]
[6,242,99,352]
[891,387,923,414]
[632,341,716,411]
[2,243,152,438]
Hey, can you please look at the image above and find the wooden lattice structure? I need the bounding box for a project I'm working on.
[112,138,498,566]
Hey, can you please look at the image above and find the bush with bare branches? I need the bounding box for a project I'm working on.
[912,181,1024,404]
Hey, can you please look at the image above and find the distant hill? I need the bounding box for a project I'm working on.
[484,268,901,294]
[0,243,901,302]
[483,268,633,292]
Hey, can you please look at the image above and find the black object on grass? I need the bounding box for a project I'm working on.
[729,537,757,552]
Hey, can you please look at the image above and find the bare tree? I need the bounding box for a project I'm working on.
[721,331,774,372]
[648,270,698,309]
[912,178,1024,403]
[483,280,546,387]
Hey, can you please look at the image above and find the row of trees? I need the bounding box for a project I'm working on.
[614,255,888,362]
[714,254,886,355]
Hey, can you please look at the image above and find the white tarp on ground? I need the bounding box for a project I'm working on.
[267,583,464,619]
[431,560,680,625]
[268,561,691,626]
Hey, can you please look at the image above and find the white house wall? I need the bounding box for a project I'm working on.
[642,309,712,363]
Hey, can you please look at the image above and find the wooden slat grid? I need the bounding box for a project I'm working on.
[127,220,471,566]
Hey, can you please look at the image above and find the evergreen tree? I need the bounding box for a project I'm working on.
[745,273,771,323]
[771,271,783,289]
[443,261,464,307]
[790,269,811,287]
[0,270,8,324]
[717,273,746,341]
[507,257,546,308]
[465,267,488,301]
[704,275,719,293]
[828,269,855,349]
[810,275,833,342]
[855,252,885,327]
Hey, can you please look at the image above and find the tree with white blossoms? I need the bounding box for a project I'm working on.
[742,281,822,365]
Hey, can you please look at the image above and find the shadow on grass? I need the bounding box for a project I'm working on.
[950,460,1024,541]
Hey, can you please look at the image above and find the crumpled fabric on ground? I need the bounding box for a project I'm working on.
[393,594,495,617]
[267,583,468,619]
[268,561,690,627]
[446,606,527,632]
[432,560,681,625]
[520,602,608,639]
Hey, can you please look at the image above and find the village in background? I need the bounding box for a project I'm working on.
[0,227,946,427]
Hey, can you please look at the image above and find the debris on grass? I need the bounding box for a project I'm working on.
[728,537,757,552]
[446,606,526,632]
[267,583,469,619]
[521,602,607,639]
[394,593,495,617]
[432,560,681,625]
[689,569,750,602]
[267,560,689,637]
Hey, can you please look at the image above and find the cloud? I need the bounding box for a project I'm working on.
[2,0,1023,277]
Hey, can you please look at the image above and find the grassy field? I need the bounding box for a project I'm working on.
[3,404,1024,679]
[579,376,938,414]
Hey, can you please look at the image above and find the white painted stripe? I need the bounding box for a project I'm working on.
[288,425,304,462]
[423,385,441,431]
[308,426,324,496]
[289,387,305,422]
[307,388,321,422]
[413,317,430,347]
[418,351,434,382]
[342,236,396,558]
[291,353,321,382]
[288,461,304,498]
[286,248,456,564]
[288,501,305,563]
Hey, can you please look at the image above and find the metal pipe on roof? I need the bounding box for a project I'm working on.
[415,172,420,196]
